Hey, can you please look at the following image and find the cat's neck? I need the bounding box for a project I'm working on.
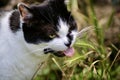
[0,10,49,80]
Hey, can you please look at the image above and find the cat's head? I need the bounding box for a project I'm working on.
[18,0,78,57]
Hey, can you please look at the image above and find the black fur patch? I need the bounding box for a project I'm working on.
[22,23,57,44]
[9,10,20,32]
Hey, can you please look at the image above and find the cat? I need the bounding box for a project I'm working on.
[0,0,78,80]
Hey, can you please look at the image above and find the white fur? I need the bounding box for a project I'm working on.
[0,12,77,80]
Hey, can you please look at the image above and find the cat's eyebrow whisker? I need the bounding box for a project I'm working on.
[46,8,56,27]
[38,7,56,28]
[77,26,94,38]
[68,12,72,23]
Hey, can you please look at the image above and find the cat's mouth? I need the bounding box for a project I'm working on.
[44,47,75,57]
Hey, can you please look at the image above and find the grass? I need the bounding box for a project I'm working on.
[34,0,120,80]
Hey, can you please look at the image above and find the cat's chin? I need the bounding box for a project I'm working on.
[44,47,75,57]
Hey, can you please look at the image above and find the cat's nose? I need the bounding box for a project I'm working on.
[65,42,71,47]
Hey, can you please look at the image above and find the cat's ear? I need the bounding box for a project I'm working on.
[18,3,32,21]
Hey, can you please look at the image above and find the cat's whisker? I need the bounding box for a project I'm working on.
[21,48,44,57]
[30,48,43,54]
[77,26,94,38]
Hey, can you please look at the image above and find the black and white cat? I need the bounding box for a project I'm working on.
[0,0,78,80]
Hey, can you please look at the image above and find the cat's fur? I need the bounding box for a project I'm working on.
[0,0,78,80]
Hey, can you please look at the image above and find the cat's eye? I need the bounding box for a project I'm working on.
[49,34,56,39]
